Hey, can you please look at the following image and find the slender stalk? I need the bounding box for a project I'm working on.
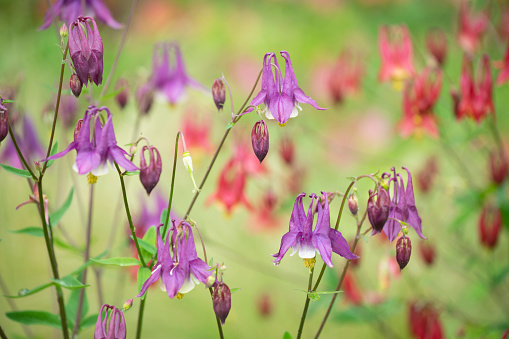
[162,132,181,237]
[72,185,95,337]
[42,42,69,174]
[7,123,37,181]
[135,297,146,339]
[99,0,138,100]
[37,178,70,339]
[0,326,7,339]
[296,267,315,339]
[208,288,225,339]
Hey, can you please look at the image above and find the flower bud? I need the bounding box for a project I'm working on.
[490,151,508,185]
[396,236,412,270]
[279,136,295,165]
[213,282,231,325]
[348,194,358,216]
[60,23,68,38]
[115,78,129,110]
[123,299,133,311]
[136,83,154,115]
[212,78,226,111]
[426,28,447,66]
[206,275,216,288]
[419,242,435,266]
[367,187,390,233]
[73,119,83,141]
[0,103,8,143]
[183,151,200,193]
[140,145,162,195]
[70,74,83,98]
[479,204,502,249]
[257,294,272,317]
[129,145,137,156]
[417,157,438,193]
[251,121,269,163]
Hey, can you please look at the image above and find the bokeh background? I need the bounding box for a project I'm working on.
[0,0,508,338]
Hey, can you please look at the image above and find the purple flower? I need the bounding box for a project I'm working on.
[247,51,326,126]
[40,0,122,30]
[150,42,205,105]
[94,304,126,339]
[69,17,103,87]
[383,167,427,242]
[272,192,357,267]
[1,116,45,168]
[43,106,138,176]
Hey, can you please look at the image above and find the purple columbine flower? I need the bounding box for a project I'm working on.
[247,51,326,126]
[43,106,138,176]
[40,0,122,30]
[149,42,206,105]
[94,304,126,339]
[69,17,103,87]
[1,116,45,168]
[383,167,427,242]
[272,192,357,267]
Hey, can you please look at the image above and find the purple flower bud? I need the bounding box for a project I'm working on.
[396,236,412,270]
[69,17,103,87]
[251,120,269,163]
[136,83,154,115]
[94,304,126,339]
[140,145,162,195]
[348,194,358,216]
[0,102,8,143]
[213,282,231,325]
[115,78,129,110]
[70,74,83,98]
[212,78,226,111]
[367,187,390,233]
[60,24,68,38]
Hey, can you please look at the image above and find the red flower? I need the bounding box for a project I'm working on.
[457,1,488,54]
[479,203,503,249]
[400,67,442,138]
[497,43,509,85]
[252,189,280,231]
[342,272,363,306]
[417,157,438,193]
[181,111,212,154]
[426,28,447,67]
[378,25,414,89]
[419,242,436,266]
[490,151,509,185]
[409,301,444,339]
[328,50,364,104]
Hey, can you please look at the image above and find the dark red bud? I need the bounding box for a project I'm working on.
[396,236,412,270]
[212,79,226,111]
[136,83,154,115]
[479,204,503,249]
[419,242,436,266]
[367,188,390,233]
[140,145,162,195]
[73,119,83,141]
[213,282,231,325]
[115,78,129,110]
[251,120,269,163]
[348,194,358,216]
[490,151,508,185]
[70,74,83,98]
[0,103,8,143]
[257,294,272,317]
[426,28,447,66]
[280,137,295,165]
[417,157,438,193]
[450,89,461,120]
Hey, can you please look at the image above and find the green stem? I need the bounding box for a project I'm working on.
[135,297,146,339]
[37,178,69,339]
[208,287,225,339]
[296,266,315,339]
[162,131,180,237]
[7,122,37,181]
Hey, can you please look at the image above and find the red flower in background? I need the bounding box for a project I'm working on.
[497,43,509,85]
[457,1,488,54]
[478,203,503,250]
[378,25,415,89]
[252,189,280,231]
[409,301,444,339]
[328,50,364,104]
[490,151,508,185]
[342,272,363,306]
[454,55,494,123]
[426,28,447,67]
[182,111,212,154]
[419,241,436,266]
[400,67,442,138]
[417,157,438,193]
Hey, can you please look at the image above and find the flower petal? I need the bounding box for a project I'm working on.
[329,229,358,260]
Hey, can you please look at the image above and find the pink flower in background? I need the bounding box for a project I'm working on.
[426,28,447,67]
[342,272,363,306]
[181,111,212,154]
[378,25,414,88]
[457,1,488,54]
[409,301,444,339]
[497,43,509,85]
[252,189,280,231]
[478,203,503,250]
[328,50,364,104]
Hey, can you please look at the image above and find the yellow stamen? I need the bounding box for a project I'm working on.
[176,293,184,299]
[303,257,316,269]
[87,173,98,184]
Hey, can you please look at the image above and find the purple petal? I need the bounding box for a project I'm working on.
[268,92,294,126]
[312,233,333,267]
[90,0,123,29]
[328,229,358,260]
[94,304,107,338]
[271,231,299,265]
[75,150,101,174]
[280,50,298,94]
[39,0,64,30]
[293,88,327,110]
[302,193,316,237]
[289,192,306,232]
[61,0,82,26]
[314,191,331,236]
[135,264,161,298]
[382,216,401,243]
[402,167,427,239]
[109,146,138,172]
[189,258,212,284]
[44,141,78,162]
[162,264,185,299]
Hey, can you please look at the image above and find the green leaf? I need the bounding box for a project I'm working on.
[6,311,62,329]
[54,237,81,253]
[91,257,141,267]
[10,227,44,237]
[137,267,151,300]
[0,164,33,178]
[230,288,241,294]
[1,99,16,103]
[49,188,74,226]
[100,87,125,102]
[131,236,157,263]
[160,209,168,225]
[51,275,89,290]
[4,282,54,298]
[79,314,98,330]
[282,331,293,339]
[70,250,108,276]
[225,121,235,130]
[45,142,59,169]
[124,171,139,176]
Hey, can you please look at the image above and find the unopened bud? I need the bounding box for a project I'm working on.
[367,188,390,233]
[34,161,43,172]
[115,78,129,110]
[0,104,8,143]
[251,120,269,163]
[490,151,508,185]
[279,137,295,165]
[136,83,154,115]
[73,119,83,141]
[70,74,83,98]
[140,145,162,195]
[129,145,137,156]
[206,275,216,288]
[396,236,412,270]
[213,282,231,325]
[479,204,502,249]
[183,151,200,193]
[123,299,133,311]
[419,242,435,266]
[60,24,68,38]
[212,78,226,111]
[348,194,358,216]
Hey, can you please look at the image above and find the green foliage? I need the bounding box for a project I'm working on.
[92,257,141,267]
[4,282,53,299]
[137,267,152,300]
[10,227,44,237]
[0,164,32,178]
[282,331,293,339]
[51,275,89,290]
[45,141,59,169]
[49,188,74,226]
[6,311,62,329]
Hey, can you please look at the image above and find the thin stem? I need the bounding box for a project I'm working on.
[42,42,69,174]
[208,288,225,339]
[296,267,315,339]
[72,184,95,337]
[115,162,147,267]
[37,178,70,339]
[0,326,7,339]
[99,0,138,100]
[162,132,180,237]
[135,297,146,339]
[7,123,37,181]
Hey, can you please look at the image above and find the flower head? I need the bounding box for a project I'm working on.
[378,25,415,89]
[328,50,364,104]
[1,116,45,168]
[426,28,447,67]
[69,17,104,87]
[248,51,326,126]
[367,186,391,233]
[41,0,122,30]
[94,304,126,339]
[408,301,444,339]
[457,1,488,54]
[139,145,162,195]
[272,192,357,267]
[213,282,232,325]
[251,120,269,163]
[478,203,503,249]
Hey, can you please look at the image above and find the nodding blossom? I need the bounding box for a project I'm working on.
[378,25,415,89]
[94,304,126,339]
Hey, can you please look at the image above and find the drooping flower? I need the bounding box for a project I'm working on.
[396,235,412,270]
[69,17,104,87]
[94,304,126,339]
[408,301,444,339]
[135,82,154,115]
[181,110,212,154]
[247,51,326,126]
[43,106,138,176]
[139,145,162,195]
[490,151,508,185]
[252,188,280,231]
[367,186,391,233]
[328,49,364,104]
[419,241,436,266]
[212,78,226,111]
[400,67,442,139]
[41,0,122,30]
[212,282,231,325]
[342,272,363,306]
[378,25,415,89]
[150,42,205,105]
[115,78,129,109]
[416,157,438,193]
[1,115,45,169]
[426,28,447,67]
[0,99,8,143]
[272,192,357,267]
[251,120,269,163]
[457,1,488,54]
[279,136,295,165]
[478,203,503,249]
[69,73,83,98]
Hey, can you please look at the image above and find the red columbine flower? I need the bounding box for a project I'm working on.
[400,67,442,139]
[69,17,103,87]
[478,203,503,249]
[490,151,508,185]
[426,28,447,67]
[455,54,494,123]
[457,1,488,54]
[409,301,444,339]
[378,25,415,89]
[328,50,364,104]
[252,189,279,231]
